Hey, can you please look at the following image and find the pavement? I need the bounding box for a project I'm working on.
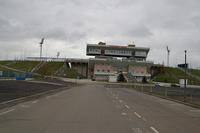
[0,84,200,133]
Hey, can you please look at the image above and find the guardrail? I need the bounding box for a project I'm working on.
[105,83,200,108]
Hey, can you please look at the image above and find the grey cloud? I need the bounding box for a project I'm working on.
[0,0,200,68]
[124,25,153,37]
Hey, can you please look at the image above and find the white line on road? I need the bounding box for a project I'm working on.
[21,105,30,108]
[119,100,123,103]
[32,100,38,104]
[190,110,200,112]
[53,94,59,97]
[134,112,142,118]
[0,109,15,116]
[125,105,130,109]
[150,126,159,133]
[121,112,127,116]
[46,96,51,99]
[132,128,143,133]
[142,117,148,122]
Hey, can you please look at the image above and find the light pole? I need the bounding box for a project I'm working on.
[39,38,44,61]
[166,46,170,67]
[184,50,187,102]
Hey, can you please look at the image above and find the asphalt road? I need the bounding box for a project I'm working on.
[0,80,67,103]
[0,84,200,133]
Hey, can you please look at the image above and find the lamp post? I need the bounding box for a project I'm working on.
[166,46,170,67]
[39,38,44,61]
[184,50,187,102]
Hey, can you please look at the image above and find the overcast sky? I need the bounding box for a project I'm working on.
[0,0,200,68]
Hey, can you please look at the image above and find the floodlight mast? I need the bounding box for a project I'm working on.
[166,46,170,67]
[39,38,44,61]
[56,52,60,59]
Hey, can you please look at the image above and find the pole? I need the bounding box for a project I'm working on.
[166,46,170,67]
[184,50,187,102]
[39,38,44,61]
[40,43,42,60]
[167,52,169,67]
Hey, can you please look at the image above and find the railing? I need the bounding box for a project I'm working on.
[105,83,200,108]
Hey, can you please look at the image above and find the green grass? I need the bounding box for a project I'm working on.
[0,61,40,72]
[6,61,40,72]
[36,62,64,75]
[0,61,15,65]
[0,66,9,71]
[63,68,81,78]
[153,67,200,85]
[189,69,200,77]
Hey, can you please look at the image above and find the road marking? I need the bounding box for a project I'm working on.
[190,110,200,112]
[150,126,159,133]
[121,112,127,116]
[132,128,143,133]
[134,112,142,118]
[53,94,59,97]
[21,105,30,108]
[0,109,15,116]
[125,105,130,109]
[46,96,51,99]
[119,100,123,103]
[142,117,148,122]
[32,100,38,104]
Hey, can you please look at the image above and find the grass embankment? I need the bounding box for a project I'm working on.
[0,61,40,72]
[189,69,200,78]
[153,67,200,85]
[0,61,14,65]
[6,61,40,72]
[37,62,64,76]
[64,68,81,78]
[0,65,9,71]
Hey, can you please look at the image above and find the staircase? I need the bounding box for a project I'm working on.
[54,63,65,76]
[31,61,46,73]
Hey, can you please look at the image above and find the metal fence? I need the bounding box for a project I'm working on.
[133,85,200,107]
[105,83,200,107]
[0,71,32,79]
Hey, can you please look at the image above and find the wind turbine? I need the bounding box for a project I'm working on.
[166,46,170,67]
[39,38,44,60]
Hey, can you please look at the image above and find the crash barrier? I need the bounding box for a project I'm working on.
[105,83,200,107]
[0,71,32,80]
[152,86,200,106]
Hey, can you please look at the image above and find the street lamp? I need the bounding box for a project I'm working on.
[184,50,187,102]
[39,38,44,61]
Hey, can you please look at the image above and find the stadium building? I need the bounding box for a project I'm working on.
[86,42,153,82]
[27,42,154,82]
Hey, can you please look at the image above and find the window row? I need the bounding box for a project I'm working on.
[88,48,101,53]
[105,50,132,55]
[97,69,110,73]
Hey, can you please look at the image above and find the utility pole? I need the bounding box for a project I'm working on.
[184,50,187,102]
[39,38,44,61]
[166,46,170,67]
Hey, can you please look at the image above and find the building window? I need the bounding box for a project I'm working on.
[107,70,110,73]
[102,69,105,72]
